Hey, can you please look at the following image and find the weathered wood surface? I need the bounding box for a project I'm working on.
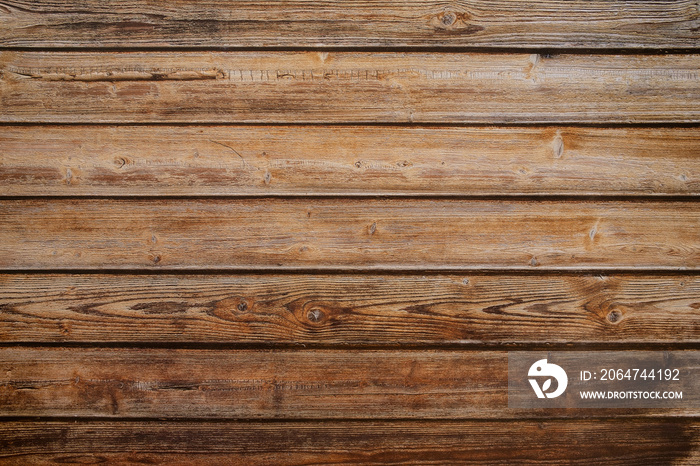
[1,199,697,270]
[3,52,700,124]
[2,125,699,197]
[1,1,699,49]
[1,420,698,465]
[0,348,697,418]
[1,273,698,345]
[1,0,699,462]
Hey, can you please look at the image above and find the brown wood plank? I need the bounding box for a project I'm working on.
[1,273,698,345]
[2,52,699,124]
[0,420,698,465]
[0,348,697,419]
[0,199,698,270]
[2,125,699,197]
[1,1,699,49]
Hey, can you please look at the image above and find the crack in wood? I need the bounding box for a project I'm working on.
[4,66,226,81]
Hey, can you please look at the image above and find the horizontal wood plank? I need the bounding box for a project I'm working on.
[2,126,699,196]
[0,199,698,270]
[1,420,698,465]
[0,348,697,419]
[2,52,700,123]
[1,1,699,49]
[1,274,699,344]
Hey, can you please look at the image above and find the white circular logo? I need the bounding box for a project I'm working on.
[528,358,568,398]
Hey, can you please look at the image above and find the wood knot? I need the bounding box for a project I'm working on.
[288,299,350,327]
[307,308,326,323]
[430,11,483,34]
[59,322,71,335]
[211,296,252,316]
[607,310,622,324]
[441,12,457,26]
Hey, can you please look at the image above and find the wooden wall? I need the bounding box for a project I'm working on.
[1,1,699,463]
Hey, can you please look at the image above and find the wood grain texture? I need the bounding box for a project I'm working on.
[2,0,699,461]
[1,274,698,345]
[1,199,698,270]
[1,1,699,49]
[1,420,698,465]
[0,348,697,419]
[2,52,700,124]
[2,125,699,197]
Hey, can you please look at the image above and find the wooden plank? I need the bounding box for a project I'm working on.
[1,1,699,49]
[0,199,698,270]
[1,420,698,465]
[2,125,699,197]
[1,273,698,345]
[0,348,697,419]
[2,52,699,124]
